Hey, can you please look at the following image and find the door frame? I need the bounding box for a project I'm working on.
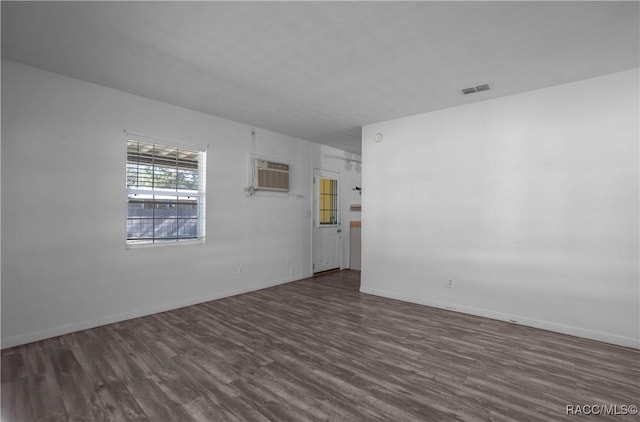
[312,168,343,274]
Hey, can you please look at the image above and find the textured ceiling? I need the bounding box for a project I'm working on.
[2,1,638,154]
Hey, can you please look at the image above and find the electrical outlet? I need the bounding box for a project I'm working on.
[448,278,454,288]
[237,265,243,274]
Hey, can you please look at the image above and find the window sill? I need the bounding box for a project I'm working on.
[126,238,205,250]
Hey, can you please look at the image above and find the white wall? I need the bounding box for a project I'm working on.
[1,59,360,348]
[361,69,639,348]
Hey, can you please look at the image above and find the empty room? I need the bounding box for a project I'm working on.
[1,1,638,421]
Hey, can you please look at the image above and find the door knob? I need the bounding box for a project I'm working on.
[337,229,342,233]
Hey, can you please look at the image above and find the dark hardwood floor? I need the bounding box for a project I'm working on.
[2,270,639,421]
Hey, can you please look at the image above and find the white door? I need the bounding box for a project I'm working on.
[313,169,342,273]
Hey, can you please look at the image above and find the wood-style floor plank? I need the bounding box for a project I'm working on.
[2,270,638,421]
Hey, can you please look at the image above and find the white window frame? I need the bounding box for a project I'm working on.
[315,170,340,228]
[125,134,207,248]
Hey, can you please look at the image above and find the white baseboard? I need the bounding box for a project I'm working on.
[1,273,312,349]
[360,286,639,350]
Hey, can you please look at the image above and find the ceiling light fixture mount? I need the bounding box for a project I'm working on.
[374,133,384,142]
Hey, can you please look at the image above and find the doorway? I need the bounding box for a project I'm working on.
[312,169,342,273]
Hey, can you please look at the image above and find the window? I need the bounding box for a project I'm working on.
[319,177,339,225]
[126,136,206,245]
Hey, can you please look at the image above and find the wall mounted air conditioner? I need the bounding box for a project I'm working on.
[253,159,289,192]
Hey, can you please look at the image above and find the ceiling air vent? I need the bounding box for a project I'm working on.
[461,87,477,95]
[461,84,491,95]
